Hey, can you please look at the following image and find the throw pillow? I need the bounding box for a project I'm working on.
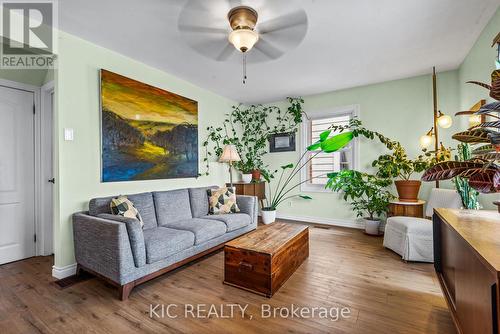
[207,187,240,215]
[110,195,144,228]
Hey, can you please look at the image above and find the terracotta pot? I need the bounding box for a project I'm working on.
[394,180,421,202]
[251,169,261,181]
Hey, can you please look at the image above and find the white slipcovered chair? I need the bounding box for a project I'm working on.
[383,188,462,262]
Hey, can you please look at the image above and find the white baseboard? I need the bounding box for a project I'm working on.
[275,212,364,229]
[52,263,77,279]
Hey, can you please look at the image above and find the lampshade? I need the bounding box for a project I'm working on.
[419,134,434,149]
[219,145,241,163]
[437,114,453,129]
[228,28,259,52]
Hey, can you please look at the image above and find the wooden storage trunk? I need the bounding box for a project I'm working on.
[224,222,309,297]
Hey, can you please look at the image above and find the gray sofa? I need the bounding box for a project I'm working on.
[72,186,258,300]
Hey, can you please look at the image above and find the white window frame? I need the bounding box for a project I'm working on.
[300,104,360,193]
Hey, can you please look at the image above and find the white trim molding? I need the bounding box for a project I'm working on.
[276,212,364,230]
[39,80,55,256]
[52,263,77,279]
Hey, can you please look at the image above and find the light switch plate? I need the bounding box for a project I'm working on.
[64,128,74,141]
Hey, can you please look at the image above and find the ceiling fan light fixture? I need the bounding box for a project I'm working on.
[228,28,259,53]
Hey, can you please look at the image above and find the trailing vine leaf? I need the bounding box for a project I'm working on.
[472,144,496,155]
[281,163,294,169]
[421,161,486,181]
[299,195,312,200]
[452,128,490,143]
[468,169,500,193]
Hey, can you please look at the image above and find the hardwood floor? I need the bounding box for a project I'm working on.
[0,223,455,334]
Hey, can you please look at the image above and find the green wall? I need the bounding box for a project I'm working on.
[54,32,235,268]
[263,71,461,226]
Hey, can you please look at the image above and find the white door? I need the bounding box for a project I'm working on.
[0,85,35,264]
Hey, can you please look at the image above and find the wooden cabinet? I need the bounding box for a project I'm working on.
[388,200,425,218]
[433,209,500,334]
[227,181,266,207]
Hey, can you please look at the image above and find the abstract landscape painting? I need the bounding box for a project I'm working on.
[100,69,198,182]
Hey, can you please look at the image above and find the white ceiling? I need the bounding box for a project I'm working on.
[59,0,500,104]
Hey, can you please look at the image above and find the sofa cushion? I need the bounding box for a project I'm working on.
[154,189,192,225]
[188,186,217,218]
[160,218,227,245]
[201,213,251,232]
[207,187,240,214]
[110,196,144,228]
[143,227,195,264]
[90,192,158,230]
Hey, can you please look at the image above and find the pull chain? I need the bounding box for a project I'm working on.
[242,53,247,84]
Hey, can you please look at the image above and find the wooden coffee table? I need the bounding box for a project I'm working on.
[223,222,309,297]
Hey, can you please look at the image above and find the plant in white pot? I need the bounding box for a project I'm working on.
[326,170,395,235]
[261,131,355,224]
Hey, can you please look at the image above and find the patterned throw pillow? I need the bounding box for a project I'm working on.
[110,196,144,228]
[207,187,240,215]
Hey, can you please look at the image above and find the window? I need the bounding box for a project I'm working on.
[300,106,359,192]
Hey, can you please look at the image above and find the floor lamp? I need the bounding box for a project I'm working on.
[219,145,241,188]
[418,67,453,188]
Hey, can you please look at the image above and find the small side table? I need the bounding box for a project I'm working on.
[388,200,425,218]
[226,181,266,208]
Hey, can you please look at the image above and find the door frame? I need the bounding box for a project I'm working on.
[39,80,54,256]
[0,78,46,257]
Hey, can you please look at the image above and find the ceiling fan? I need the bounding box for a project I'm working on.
[178,0,308,83]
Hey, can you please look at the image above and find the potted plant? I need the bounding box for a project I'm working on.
[202,98,306,180]
[326,170,395,235]
[371,145,431,202]
[261,131,355,224]
[235,160,254,183]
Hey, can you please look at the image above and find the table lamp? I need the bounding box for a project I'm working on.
[219,145,241,188]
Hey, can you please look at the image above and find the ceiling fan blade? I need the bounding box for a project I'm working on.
[178,24,228,34]
[216,43,236,61]
[254,37,284,59]
[258,10,307,34]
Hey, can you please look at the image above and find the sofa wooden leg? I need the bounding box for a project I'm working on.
[119,283,134,301]
[75,264,82,277]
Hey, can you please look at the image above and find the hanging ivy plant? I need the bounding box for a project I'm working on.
[201,97,306,179]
